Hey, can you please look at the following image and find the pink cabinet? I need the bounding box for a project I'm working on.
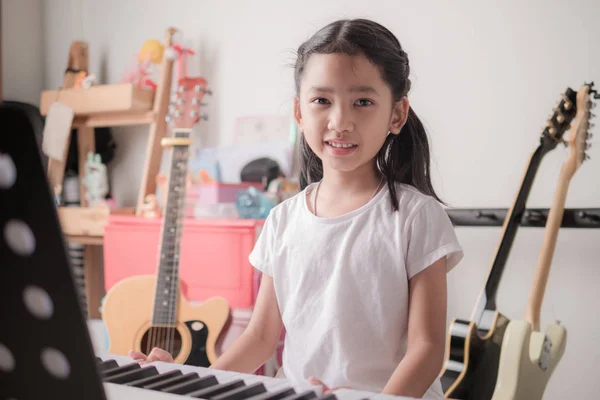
[103,215,264,308]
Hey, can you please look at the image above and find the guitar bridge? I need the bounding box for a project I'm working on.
[539,335,553,371]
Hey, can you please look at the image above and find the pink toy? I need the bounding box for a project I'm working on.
[170,44,195,82]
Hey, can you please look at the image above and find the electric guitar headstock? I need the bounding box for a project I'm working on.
[540,87,578,150]
[564,82,597,175]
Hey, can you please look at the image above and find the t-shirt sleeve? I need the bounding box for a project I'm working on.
[405,198,464,279]
[248,211,277,277]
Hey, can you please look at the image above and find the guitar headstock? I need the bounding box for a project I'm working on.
[566,82,597,169]
[541,88,578,147]
[167,77,211,130]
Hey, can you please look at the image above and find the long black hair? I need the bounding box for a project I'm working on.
[294,19,443,210]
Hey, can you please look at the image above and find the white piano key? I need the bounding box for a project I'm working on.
[98,354,420,400]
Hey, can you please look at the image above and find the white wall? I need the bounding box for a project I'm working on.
[40,0,599,398]
[1,0,44,105]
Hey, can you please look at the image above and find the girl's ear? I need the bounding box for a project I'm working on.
[293,96,303,130]
[389,97,410,135]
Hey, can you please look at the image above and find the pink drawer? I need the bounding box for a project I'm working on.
[103,215,264,308]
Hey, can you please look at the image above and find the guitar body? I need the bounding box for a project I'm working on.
[491,320,566,400]
[442,312,510,399]
[102,275,229,366]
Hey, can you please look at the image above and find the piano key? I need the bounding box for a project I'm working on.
[284,390,318,400]
[187,378,245,398]
[243,386,297,400]
[103,362,141,378]
[126,369,183,388]
[145,372,199,391]
[103,365,159,384]
[319,394,338,400]
[98,359,119,371]
[212,382,267,400]
[161,374,219,394]
[104,382,188,399]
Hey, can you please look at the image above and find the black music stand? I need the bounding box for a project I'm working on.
[0,102,106,399]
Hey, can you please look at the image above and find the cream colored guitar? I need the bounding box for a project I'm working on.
[492,83,596,400]
[102,76,230,367]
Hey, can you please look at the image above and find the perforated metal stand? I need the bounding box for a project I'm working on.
[0,102,106,399]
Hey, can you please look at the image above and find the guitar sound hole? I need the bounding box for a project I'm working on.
[140,326,183,359]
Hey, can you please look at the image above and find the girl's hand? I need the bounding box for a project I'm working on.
[308,377,351,393]
[128,348,174,364]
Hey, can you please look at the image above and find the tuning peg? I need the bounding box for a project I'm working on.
[192,98,207,106]
[201,114,209,121]
[175,110,182,118]
[165,114,172,123]
[589,132,594,139]
[189,111,198,118]
[178,85,186,93]
[591,112,596,119]
[205,88,213,96]
[556,114,565,123]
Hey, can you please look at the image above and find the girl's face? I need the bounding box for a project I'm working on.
[294,52,408,176]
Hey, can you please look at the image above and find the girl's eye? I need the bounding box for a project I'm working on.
[355,99,373,106]
[312,98,330,105]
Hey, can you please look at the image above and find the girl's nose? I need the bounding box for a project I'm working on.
[327,105,354,134]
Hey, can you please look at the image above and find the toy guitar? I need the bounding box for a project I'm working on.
[439,88,579,399]
[101,76,230,367]
[491,83,596,400]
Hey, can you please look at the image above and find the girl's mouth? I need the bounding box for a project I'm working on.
[324,140,358,155]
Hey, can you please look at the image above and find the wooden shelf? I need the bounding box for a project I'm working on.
[72,110,156,128]
[58,206,135,239]
[40,83,155,117]
[42,27,178,319]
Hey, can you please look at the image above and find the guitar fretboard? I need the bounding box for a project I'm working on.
[152,130,191,326]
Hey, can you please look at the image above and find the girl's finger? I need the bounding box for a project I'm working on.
[128,350,147,361]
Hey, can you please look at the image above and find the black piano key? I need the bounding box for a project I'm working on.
[319,395,337,400]
[212,382,267,400]
[244,386,296,400]
[145,372,199,391]
[102,362,141,378]
[103,365,159,384]
[187,378,245,398]
[162,375,219,394]
[126,369,183,387]
[97,359,119,371]
[283,390,318,400]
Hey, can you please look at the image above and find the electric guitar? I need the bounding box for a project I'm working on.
[491,83,596,400]
[440,88,579,399]
[101,76,230,367]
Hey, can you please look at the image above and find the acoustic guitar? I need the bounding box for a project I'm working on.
[491,83,596,400]
[102,76,230,367]
[440,88,579,399]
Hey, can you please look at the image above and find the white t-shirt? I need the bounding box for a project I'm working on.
[248,182,463,399]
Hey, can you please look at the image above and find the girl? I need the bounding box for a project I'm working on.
[131,18,463,399]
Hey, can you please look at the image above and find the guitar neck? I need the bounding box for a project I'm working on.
[151,130,191,326]
[471,145,548,325]
[524,163,574,331]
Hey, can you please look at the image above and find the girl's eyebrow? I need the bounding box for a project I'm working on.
[308,86,380,95]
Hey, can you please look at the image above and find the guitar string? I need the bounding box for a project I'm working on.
[167,141,187,356]
[166,145,180,356]
[170,144,184,356]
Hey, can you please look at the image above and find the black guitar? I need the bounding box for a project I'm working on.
[439,88,579,399]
